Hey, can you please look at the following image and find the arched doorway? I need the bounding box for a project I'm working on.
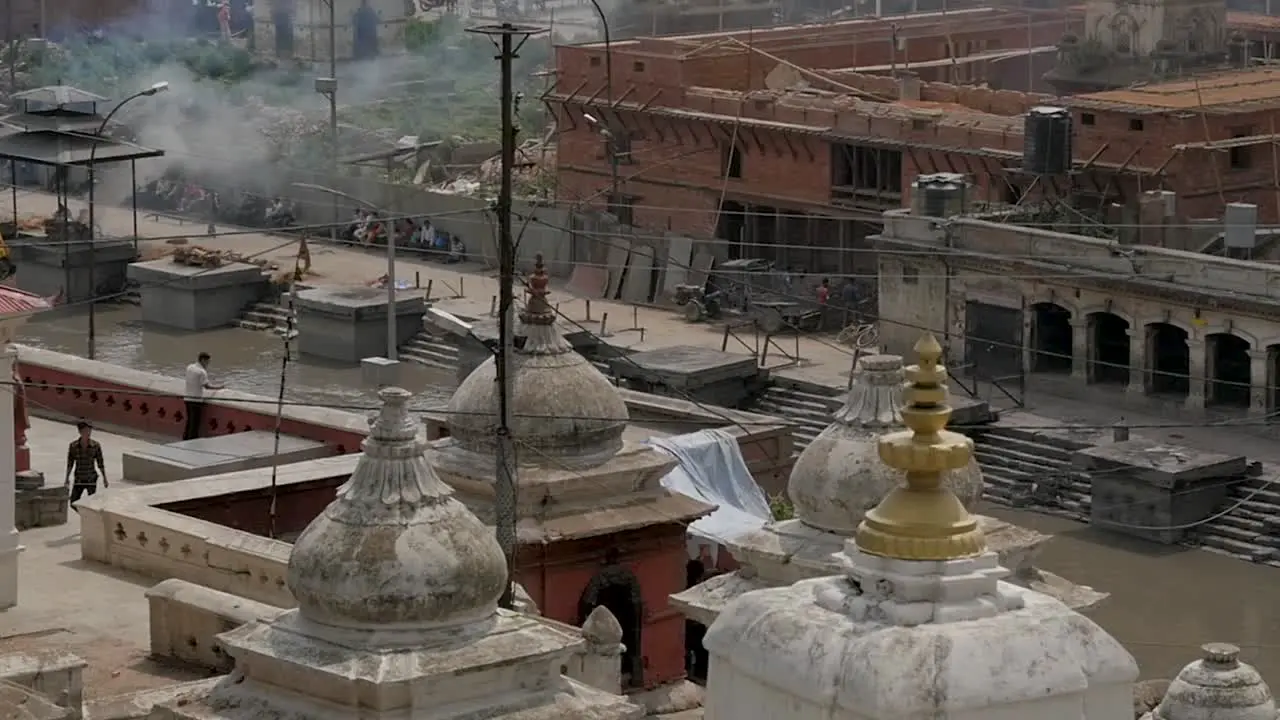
[1088,312,1130,384]
[579,564,645,689]
[1208,333,1251,407]
[352,0,380,60]
[272,0,295,55]
[684,559,710,684]
[1030,302,1073,373]
[1146,323,1190,398]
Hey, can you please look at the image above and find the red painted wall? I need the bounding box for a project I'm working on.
[16,361,366,452]
[518,524,692,690]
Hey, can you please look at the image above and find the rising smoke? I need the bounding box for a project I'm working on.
[13,9,549,205]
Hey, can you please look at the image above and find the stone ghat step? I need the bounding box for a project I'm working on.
[1198,534,1278,563]
[759,386,843,414]
[967,431,1075,463]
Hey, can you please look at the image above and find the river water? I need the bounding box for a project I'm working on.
[22,304,457,411]
[19,305,1280,683]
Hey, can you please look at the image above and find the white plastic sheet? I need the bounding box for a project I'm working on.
[648,428,774,560]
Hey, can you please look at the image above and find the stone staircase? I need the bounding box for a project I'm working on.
[399,331,461,372]
[966,427,1092,516]
[747,385,843,451]
[1191,477,1280,563]
[236,302,294,333]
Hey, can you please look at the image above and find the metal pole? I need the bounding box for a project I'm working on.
[328,0,338,247]
[131,159,138,251]
[6,0,14,91]
[468,20,545,611]
[86,83,167,360]
[386,216,397,360]
[586,0,619,205]
[495,26,518,611]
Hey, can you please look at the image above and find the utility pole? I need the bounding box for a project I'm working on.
[467,21,545,610]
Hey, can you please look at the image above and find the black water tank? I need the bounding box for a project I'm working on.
[915,173,968,217]
[1023,106,1073,175]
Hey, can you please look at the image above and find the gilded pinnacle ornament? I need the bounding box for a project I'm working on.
[854,334,986,561]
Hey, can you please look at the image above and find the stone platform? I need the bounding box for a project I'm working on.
[121,431,335,484]
[15,484,68,530]
[610,345,764,407]
[13,238,137,304]
[128,259,270,331]
[293,286,427,363]
[1077,438,1248,544]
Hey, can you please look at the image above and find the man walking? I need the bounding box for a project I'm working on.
[184,352,222,441]
[65,421,107,508]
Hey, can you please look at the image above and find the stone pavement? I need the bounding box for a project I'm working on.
[8,190,860,387]
[1,418,210,700]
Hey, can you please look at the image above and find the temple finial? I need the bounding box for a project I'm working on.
[854,333,986,561]
[521,254,554,325]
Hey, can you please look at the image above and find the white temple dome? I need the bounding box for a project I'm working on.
[786,354,983,534]
[1150,643,1278,720]
[446,256,628,468]
[288,386,509,630]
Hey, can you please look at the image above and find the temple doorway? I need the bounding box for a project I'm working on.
[580,564,645,689]
[1146,323,1190,398]
[1208,333,1251,407]
[1029,302,1072,373]
[272,0,295,55]
[1088,312,1130,384]
[353,0,380,59]
[684,559,710,684]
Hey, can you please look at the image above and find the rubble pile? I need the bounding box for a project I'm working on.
[171,245,279,271]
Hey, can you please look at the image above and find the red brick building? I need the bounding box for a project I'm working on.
[550,7,1072,278]
[550,8,1280,277]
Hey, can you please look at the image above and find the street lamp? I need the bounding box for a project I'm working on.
[86,80,169,360]
[314,75,339,245]
[583,1,620,216]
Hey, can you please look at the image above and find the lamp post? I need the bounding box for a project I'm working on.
[584,0,619,212]
[87,80,169,361]
[315,0,339,246]
[315,75,340,247]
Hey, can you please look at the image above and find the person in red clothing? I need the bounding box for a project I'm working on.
[217,1,232,40]
[816,278,830,305]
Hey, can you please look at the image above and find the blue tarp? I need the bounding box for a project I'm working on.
[648,429,774,559]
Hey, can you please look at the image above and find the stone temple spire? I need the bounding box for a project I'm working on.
[520,253,572,356]
[787,354,982,536]
[443,253,629,469]
[701,335,1137,720]
[160,387,647,720]
[288,386,509,631]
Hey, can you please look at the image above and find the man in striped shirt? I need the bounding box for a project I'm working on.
[65,421,108,508]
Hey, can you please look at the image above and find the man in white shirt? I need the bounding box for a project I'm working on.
[183,352,222,440]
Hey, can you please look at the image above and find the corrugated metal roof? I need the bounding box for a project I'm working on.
[0,128,163,166]
[0,287,52,315]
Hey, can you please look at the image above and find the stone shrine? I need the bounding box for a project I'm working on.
[128,259,269,332]
[701,335,1138,720]
[293,286,427,363]
[671,354,1103,630]
[150,386,645,720]
[1078,438,1247,545]
[431,255,713,696]
[12,236,136,305]
[1143,643,1278,720]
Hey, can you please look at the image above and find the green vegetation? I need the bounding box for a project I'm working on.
[16,15,549,149]
[769,494,794,521]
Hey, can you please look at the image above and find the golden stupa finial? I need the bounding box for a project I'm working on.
[854,333,986,561]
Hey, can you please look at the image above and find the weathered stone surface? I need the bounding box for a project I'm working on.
[1145,644,1277,720]
[15,485,68,530]
[287,386,508,630]
[445,258,628,470]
